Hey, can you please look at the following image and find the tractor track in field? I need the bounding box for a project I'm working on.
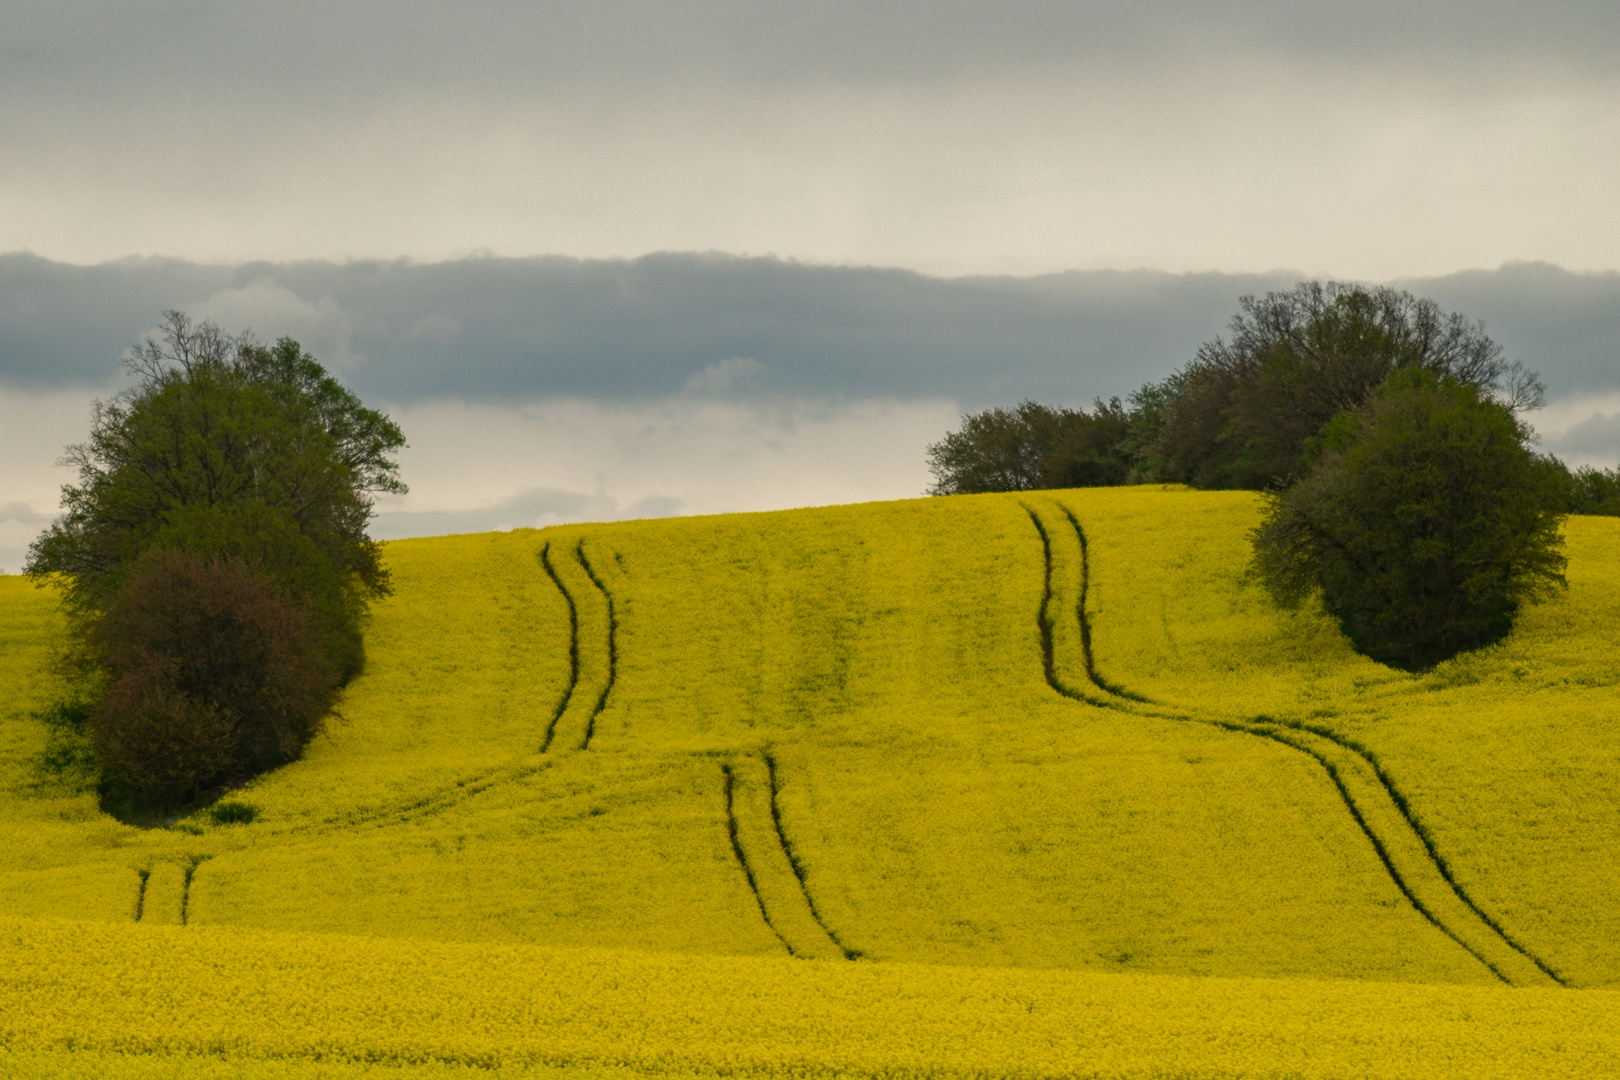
[573,542,618,752]
[763,752,860,960]
[1023,499,1565,989]
[132,869,149,922]
[293,535,616,835]
[240,535,608,843]
[721,762,793,954]
[129,856,209,925]
[538,539,617,752]
[538,541,580,753]
[721,755,855,961]
[179,855,209,926]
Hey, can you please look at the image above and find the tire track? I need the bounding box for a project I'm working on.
[1023,499,1564,988]
[538,541,580,753]
[290,536,598,831]
[249,534,602,841]
[722,762,792,955]
[132,861,189,926]
[536,538,616,753]
[763,752,861,960]
[132,869,149,922]
[721,756,852,960]
[179,855,209,926]
[573,541,617,751]
[166,534,601,847]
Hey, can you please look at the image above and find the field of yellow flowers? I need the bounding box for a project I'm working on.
[2,488,1618,1076]
[3,915,1619,1079]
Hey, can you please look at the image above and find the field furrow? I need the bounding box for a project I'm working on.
[1029,495,1563,989]
[536,540,580,752]
[722,755,849,960]
[539,538,614,753]
[574,540,619,751]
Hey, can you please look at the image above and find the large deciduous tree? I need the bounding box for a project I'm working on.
[27,311,405,812]
[1133,281,1545,490]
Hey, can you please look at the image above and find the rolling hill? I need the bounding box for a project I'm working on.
[2,486,1617,1077]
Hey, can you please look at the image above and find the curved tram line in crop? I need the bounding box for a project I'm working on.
[1023,499,1566,989]
[129,539,624,925]
[721,754,855,961]
[549,535,850,958]
[573,543,618,752]
[538,541,581,752]
[538,539,617,753]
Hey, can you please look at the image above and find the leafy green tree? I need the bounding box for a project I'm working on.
[1250,373,1567,670]
[926,398,1131,495]
[27,311,405,678]
[1133,282,1545,490]
[27,311,405,810]
[1567,465,1620,516]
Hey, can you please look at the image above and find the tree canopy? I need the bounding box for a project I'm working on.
[28,311,405,677]
[27,311,405,812]
[1248,373,1567,670]
[926,398,1132,495]
[923,279,1596,671]
[1130,281,1545,491]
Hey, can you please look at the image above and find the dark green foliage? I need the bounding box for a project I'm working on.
[1567,465,1620,516]
[926,398,1132,494]
[26,311,403,814]
[1132,282,1544,490]
[29,702,99,797]
[1250,374,1567,671]
[210,801,258,825]
[27,313,403,655]
[90,550,339,812]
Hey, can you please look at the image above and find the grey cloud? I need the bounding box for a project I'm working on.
[1542,413,1620,469]
[1395,263,1620,397]
[0,502,51,526]
[7,2,1617,109]
[0,251,1293,405]
[2,253,1616,408]
[0,256,236,387]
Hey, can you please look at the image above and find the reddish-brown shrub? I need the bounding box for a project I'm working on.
[90,550,338,810]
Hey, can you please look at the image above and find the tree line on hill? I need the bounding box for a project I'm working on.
[26,312,405,817]
[929,281,1612,671]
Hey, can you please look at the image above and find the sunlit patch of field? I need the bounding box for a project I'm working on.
[2,489,1617,1074]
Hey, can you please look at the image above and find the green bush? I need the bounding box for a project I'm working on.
[90,550,338,812]
[926,399,1132,494]
[1568,465,1620,516]
[1250,373,1567,671]
[1130,282,1543,490]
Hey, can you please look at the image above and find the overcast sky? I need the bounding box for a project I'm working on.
[3,2,1618,570]
[6,2,1620,276]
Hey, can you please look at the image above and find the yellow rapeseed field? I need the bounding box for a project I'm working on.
[3,915,1619,1079]
[2,488,1617,1075]
[1063,487,1620,989]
